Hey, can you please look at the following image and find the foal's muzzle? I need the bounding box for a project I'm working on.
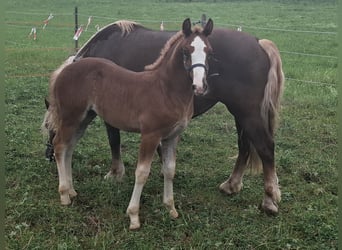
[188,63,208,96]
[192,80,208,96]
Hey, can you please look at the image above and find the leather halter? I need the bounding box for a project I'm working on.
[185,63,208,72]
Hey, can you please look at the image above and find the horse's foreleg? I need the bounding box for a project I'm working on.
[103,124,125,180]
[127,134,161,230]
[219,121,248,194]
[45,130,56,162]
[161,137,179,219]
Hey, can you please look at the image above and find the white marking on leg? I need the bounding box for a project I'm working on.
[56,147,71,205]
[127,163,151,230]
[161,138,178,218]
[262,172,281,214]
[64,144,77,198]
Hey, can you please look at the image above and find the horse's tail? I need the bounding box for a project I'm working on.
[258,39,285,135]
[41,56,75,136]
[246,39,284,174]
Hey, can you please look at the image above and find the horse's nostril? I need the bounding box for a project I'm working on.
[192,85,196,90]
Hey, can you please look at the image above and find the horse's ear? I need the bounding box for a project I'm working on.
[182,18,192,37]
[203,18,213,37]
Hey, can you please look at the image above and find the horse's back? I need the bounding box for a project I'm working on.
[77,23,173,71]
[206,29,270,112]
[210,28,269,80]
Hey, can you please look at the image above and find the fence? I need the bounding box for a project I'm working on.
[5,10,337,87]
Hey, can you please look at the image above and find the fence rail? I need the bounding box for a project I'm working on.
[5,10,337,87]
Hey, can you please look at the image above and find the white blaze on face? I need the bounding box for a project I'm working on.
[190,36,207,93]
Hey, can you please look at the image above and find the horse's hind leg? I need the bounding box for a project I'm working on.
[103,124,125,180]
[160,136,179,219]
[257,135,281,215]
[219,121,250,194]
[244,120,281,214]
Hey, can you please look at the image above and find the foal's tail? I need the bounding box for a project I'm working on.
[41,55,75,135]
[246,39,284,173]
[258,39,284,135]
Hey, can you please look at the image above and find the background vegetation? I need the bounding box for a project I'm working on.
[5,0,337,249]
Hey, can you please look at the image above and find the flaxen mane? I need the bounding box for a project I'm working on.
[114,20,139,36]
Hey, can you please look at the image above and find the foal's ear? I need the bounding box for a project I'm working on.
[182,18,192,37]
[203,18,213,36]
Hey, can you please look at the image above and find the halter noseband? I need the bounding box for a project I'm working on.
[185,63,208,72]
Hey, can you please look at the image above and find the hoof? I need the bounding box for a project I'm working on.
[104,165,125,181]
[169,209,179,219]
[69,189,77,198]
[60,195,71,205]
[128,216,141,230]
[127,207,140,230]
[129,221,141,230]
[260,197,279,215]
[219,179,243,195]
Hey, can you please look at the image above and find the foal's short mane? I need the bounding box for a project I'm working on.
[144,31,183,71]
[145,26,204,71]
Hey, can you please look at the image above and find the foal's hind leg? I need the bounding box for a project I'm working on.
[54,112,96,205]
[53,126,79,205]
[103,124,125,180]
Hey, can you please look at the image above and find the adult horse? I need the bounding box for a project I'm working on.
[43,18,214,229]
[45,20,284,215]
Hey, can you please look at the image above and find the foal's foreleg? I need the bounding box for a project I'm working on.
[161,137,179,219]
[126,134,161,230]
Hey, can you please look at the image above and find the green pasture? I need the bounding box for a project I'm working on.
[5,0,337,249]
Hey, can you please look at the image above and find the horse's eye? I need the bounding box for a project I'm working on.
[207,52,215,61]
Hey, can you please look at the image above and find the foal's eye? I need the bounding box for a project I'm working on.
[183,49,191,59]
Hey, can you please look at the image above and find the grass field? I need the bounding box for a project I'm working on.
[5,0,337,249]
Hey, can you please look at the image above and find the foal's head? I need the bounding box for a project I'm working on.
[181,18,213,95]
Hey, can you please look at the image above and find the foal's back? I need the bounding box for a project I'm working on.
[55,57,151,105]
